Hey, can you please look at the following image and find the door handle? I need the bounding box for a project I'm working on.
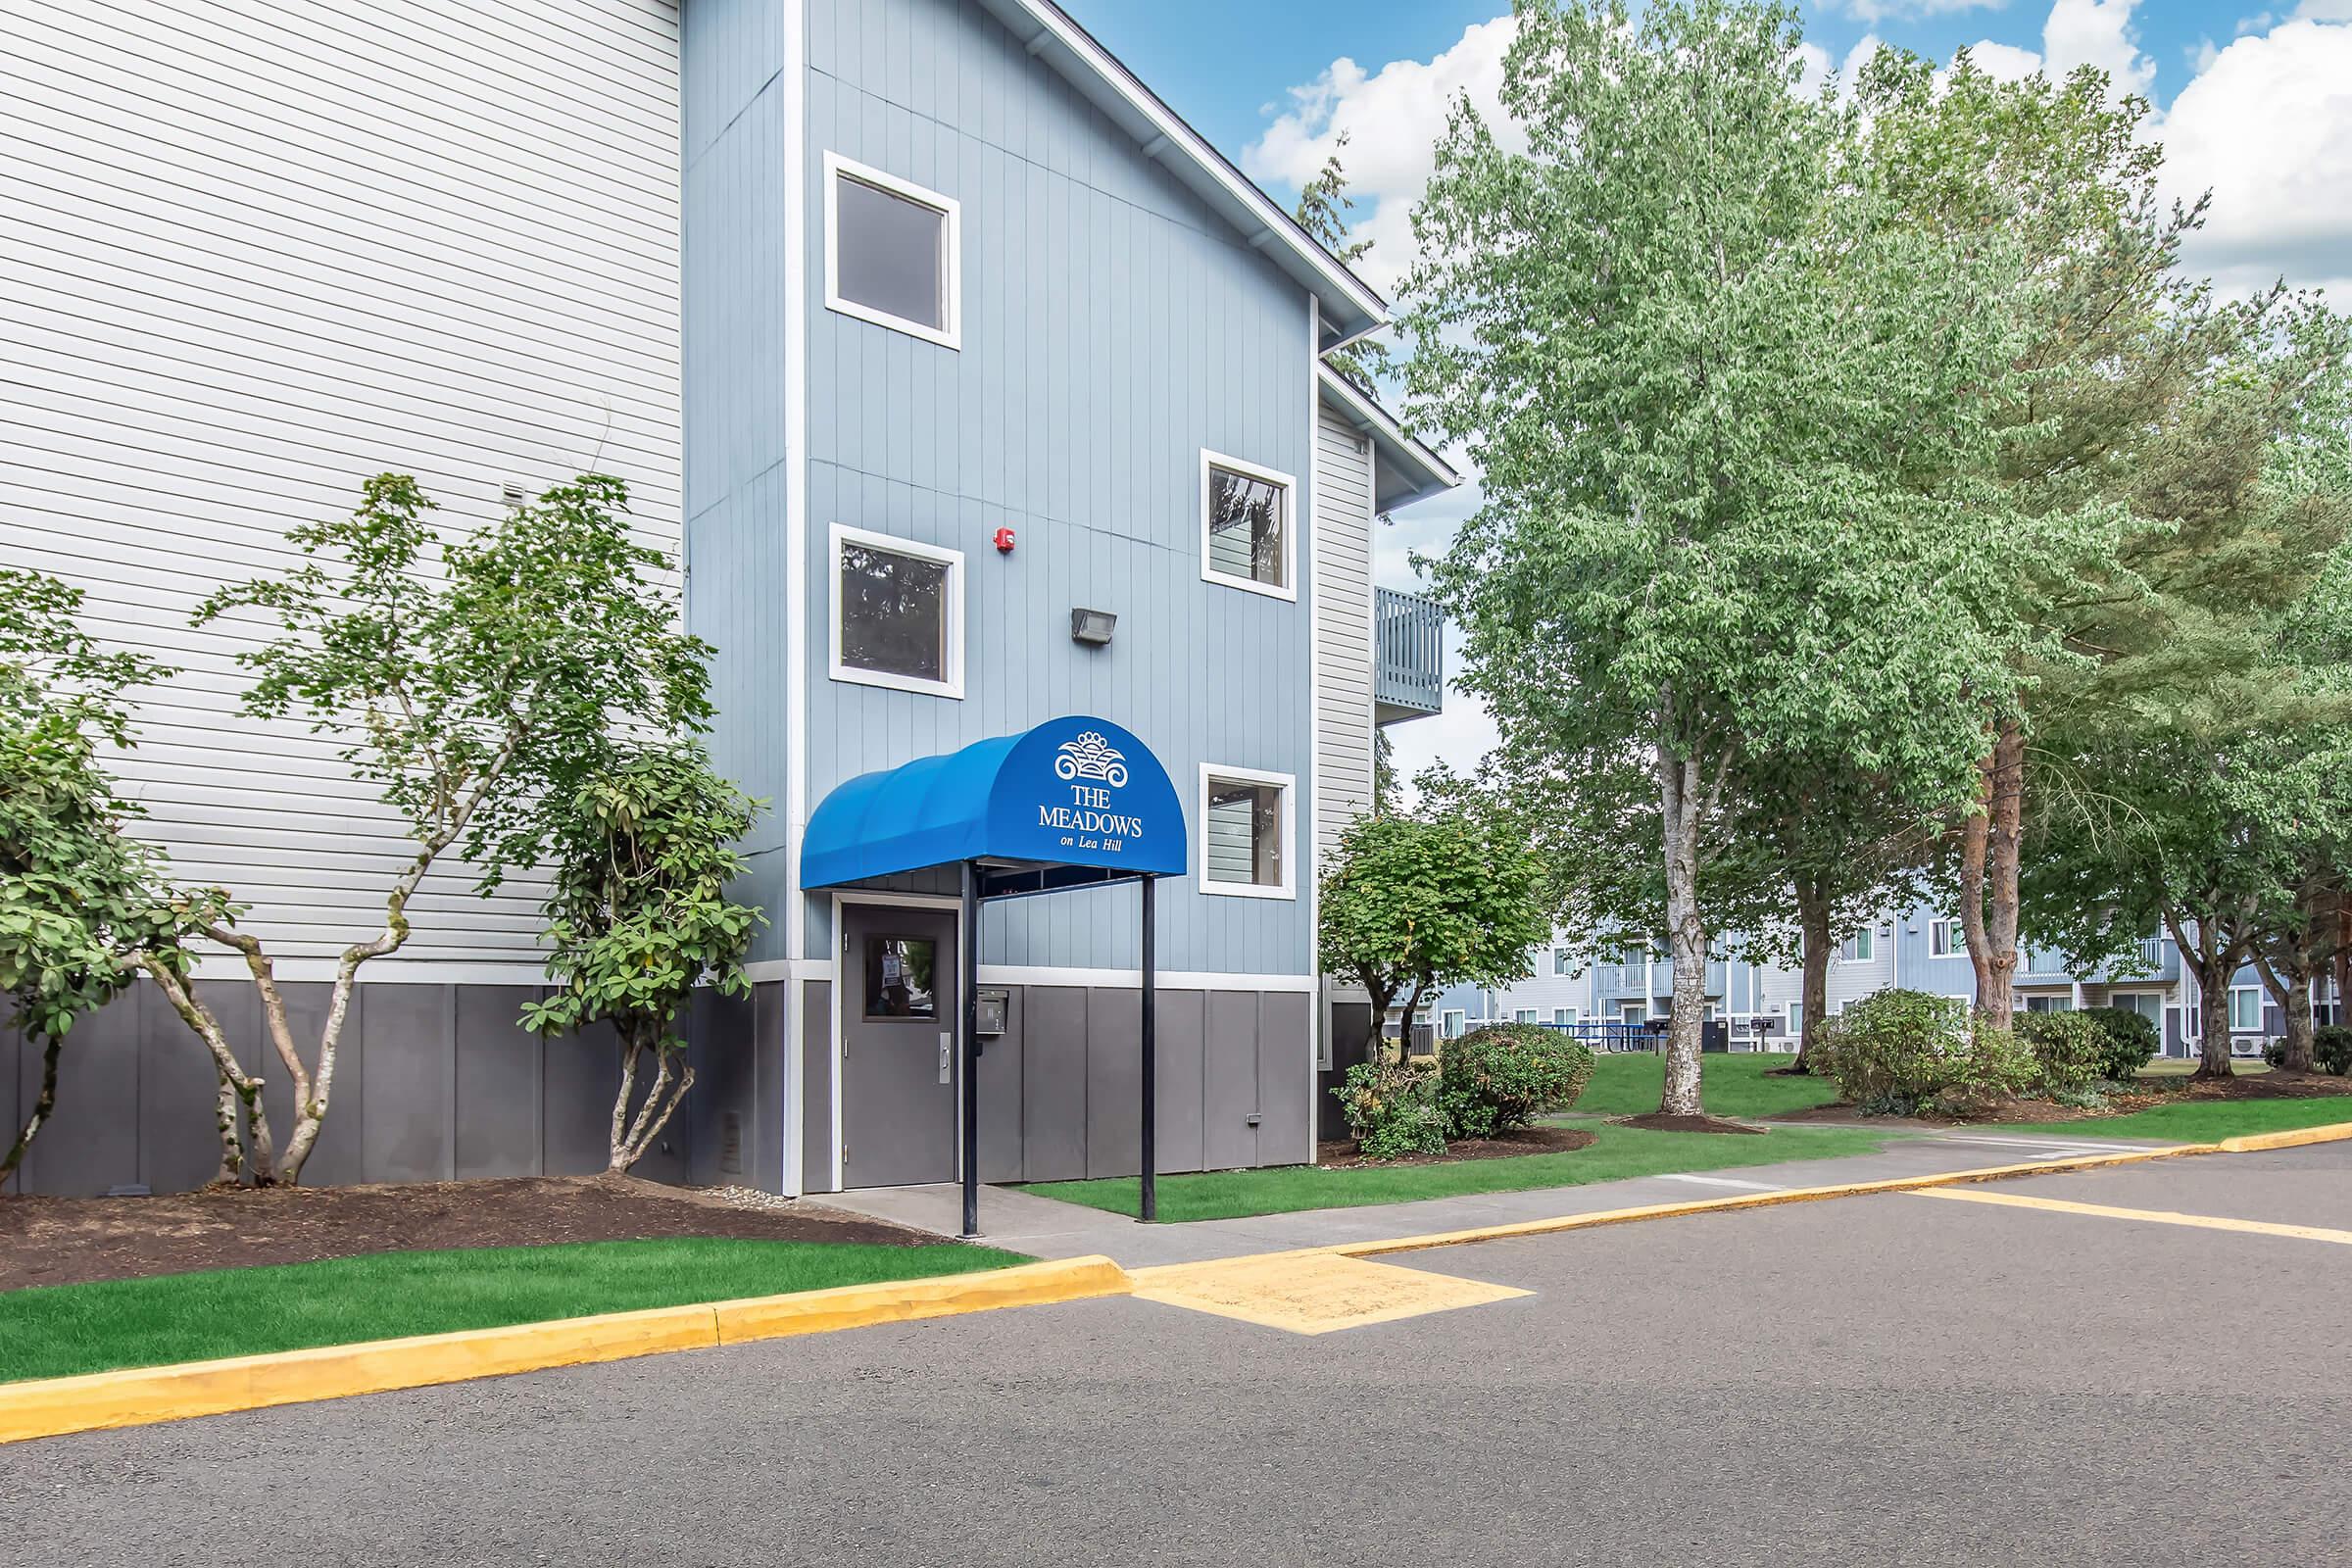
[939,1033,953,1084]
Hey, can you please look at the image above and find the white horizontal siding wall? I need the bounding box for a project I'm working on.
[0,0,682,967]
[1312,403,1375,860]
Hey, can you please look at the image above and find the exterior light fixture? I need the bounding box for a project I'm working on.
[1069,608,1116,647]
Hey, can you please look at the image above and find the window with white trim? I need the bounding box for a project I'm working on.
[1200,765,1294,898]
[2022,994,2073,1013]
[1553,948,1572,976]
[824,153,959,348]
[1838,930,1874,963]
[829,524,962,698]
[1552,1007,1572,1027]
[1442,1009,1466,1040]
[1784,1000,1803,1037]
[1620,1001,1647,1025]
[1200,451,1296,599]
[1515,1008,1538,1024]
[2230,986,2263,1032]
[1928,917,1961,957]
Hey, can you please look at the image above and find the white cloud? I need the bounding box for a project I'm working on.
[1958,0,2155,93]
[1243,17,1520,295]
[2291,2,2352,20]
[1838,0,2006,21]
[2161,17,2352,299]
[2040,0,2156,94]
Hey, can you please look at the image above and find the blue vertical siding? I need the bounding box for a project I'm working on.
[794,0,1317,975]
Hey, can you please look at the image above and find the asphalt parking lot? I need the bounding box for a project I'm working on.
[5,1143,2344,1567]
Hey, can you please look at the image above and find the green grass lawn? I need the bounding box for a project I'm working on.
[0,1238,1031,1384]
[1999,1096,2352,1144]
[1568,1051,1838,1118]
[1019,1123,1892,1223]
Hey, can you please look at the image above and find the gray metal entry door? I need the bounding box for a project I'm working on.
[840,903,958,1187]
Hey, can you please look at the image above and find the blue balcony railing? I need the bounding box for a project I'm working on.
[1374,587,1443,720]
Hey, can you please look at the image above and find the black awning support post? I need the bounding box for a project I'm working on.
[959,858,982,1240]
[1140,872,1157,1224]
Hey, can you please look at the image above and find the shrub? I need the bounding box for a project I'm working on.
[2079,1005,2160,1082]
[2314,1026,2352,1077]
[1437,1022,1595,1139]
[1808,989,2034,1115]
[1331,1059,1447,1158]
[2015,1010,2110,1100]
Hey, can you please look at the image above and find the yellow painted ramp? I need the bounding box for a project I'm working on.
[1130,1250,1530,1336]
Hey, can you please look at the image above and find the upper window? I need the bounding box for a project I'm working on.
[829,524,963,699]
[825,153,959,349]
[1200,765,1294,899]
[1200,451,1296,600]
[2230,987,2263,1032]
[1838,930,1875,963]
[1552,948,1572,976]
[1442,1009,1466,1040]
[1928,917,1961,957]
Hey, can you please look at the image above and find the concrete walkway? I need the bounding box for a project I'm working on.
[817,1126,2172,1267]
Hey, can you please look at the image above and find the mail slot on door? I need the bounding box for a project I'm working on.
[974,989,1009,1037]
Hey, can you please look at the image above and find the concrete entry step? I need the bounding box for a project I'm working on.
[1129,1251,1530,1336]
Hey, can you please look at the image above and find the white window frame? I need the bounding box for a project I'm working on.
[827,522,964,699]
[823,151,961,350]
[2229,985,2263,1033]
[1442,1008,1466,1040]
[1553,948,1572,976]
[1838,930,1874,963]
[1784,1000,1803,1037]
[1198,449,1298,602]
[1928,917,1960,957]
[1620,1001,1647,1025]
[1197,763,1296,900]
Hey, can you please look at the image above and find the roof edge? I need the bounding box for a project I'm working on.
[1317,366,1460,511]
[995,0,1390,340]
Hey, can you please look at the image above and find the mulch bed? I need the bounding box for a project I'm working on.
[1314,1125,1595,1169]
[0,1175,934,1292]
[1614,1112,1767,1135]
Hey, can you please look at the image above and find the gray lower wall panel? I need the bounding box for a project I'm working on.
[1255,992,1314,1167]
[800,979,832,1195]
[1083,989,1143,1179]
[1202,991,1262,1171]
[6,971,1310,1198]
[1152,989,1206,1176]
[455,987,544,1180]
[360,986,448,1184]
[1020,987,1089,1183]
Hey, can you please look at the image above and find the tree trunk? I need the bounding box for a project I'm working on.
[610,1035,696,1174]
[1,1035,63,1188]
[1791,876,1832,1073]
[1398,977,1431,1065]
[1658,749,1706,1117]
[210,1068,246,1186]
[2195,963,2235,1079]
[144,957,278,1185]
[2257,956,2315,1072]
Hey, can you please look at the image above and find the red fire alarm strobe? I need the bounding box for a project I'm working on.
[993,526,1016,553]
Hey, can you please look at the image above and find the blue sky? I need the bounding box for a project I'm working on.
[1058,1,2352,782]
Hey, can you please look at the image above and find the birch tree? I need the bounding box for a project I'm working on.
[156,474,713,1183]
[1401,0,2021,1116]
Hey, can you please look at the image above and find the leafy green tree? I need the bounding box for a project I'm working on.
[1292,131,1393,390]
[1400,0,2023,1115]
[1858,51,2352,1026]
[522,744,764,1173]
[151,473,715,1183]
[1318,804,1550,1060]
[0,570,195,1185]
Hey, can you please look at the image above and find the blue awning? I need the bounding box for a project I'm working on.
[802,715,1188,897]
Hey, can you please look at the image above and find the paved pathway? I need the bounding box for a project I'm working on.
[820,1125,2169,1265]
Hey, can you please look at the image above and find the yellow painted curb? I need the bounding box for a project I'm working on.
[713,1254,1130,1345]
[1317,1143,2213,1260]
[2218,1119,2352,1153]
[0,1254,1131,1447]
